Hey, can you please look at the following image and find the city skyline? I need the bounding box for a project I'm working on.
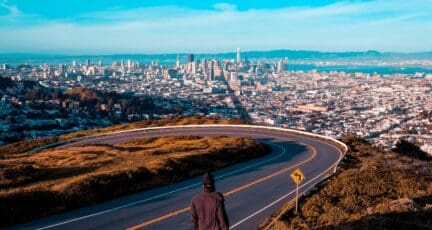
[1,0,432,54]
[1,1,432,229]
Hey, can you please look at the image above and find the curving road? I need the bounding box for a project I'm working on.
[7,125,344,230]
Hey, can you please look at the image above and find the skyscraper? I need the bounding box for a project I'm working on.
[276,60,285,73]
[191,62,196,75]
[188,54,194,63]
[201,59,207,74]
[72,60,77,67]
[176,55,180,69]
[59,64,67,76]
[120,59,124,69]
[236,48,241,64]
[210,61,215,81]
[127,60,132,70]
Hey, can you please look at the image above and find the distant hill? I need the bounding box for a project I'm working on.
[64,86,101,101]
[1,50,432,66]
[199,49,432,61]
[199,50,385,60]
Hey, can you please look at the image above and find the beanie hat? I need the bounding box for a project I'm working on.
[202,172,215,192]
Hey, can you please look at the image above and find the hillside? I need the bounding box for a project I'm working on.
[265,136,432,230]
[0,135,270,227]
[0,116,246,156]
[0,81,170,145]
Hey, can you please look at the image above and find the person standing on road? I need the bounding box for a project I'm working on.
[190,172,229,230]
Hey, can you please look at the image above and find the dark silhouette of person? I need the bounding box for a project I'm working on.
[190,172,229,230]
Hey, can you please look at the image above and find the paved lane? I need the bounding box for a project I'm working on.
[7,126,343,230]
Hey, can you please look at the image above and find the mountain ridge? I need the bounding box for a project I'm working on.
[2,49,432,60]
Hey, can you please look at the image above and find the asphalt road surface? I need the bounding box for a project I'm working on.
[7,126,343,230]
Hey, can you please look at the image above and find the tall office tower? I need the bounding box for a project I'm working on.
[98,60,103,66]
[276,60,285,73]
[236,48,241,64]
[201,59,207,74]
[59,64,67,76]
[85,59,90,66]
[176,55,180,69]
[120,59,125,69]
[210,61,215,81]
[72,60,77,67]
[191,62,196,75]
[127,60,132,70]
[212,60,218,69]
[188,54,194,63]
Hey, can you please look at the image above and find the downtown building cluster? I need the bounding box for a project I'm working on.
[1,51,432,155]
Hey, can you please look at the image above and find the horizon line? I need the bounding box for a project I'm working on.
[1,49,432,57]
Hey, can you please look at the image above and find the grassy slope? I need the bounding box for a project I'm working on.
[0,116,246,156]
[270,136,432,230]
[0,136,270,227]
[0,117,270,227]
[1,136,265,192]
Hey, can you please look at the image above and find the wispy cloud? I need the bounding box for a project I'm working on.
[0,0,431,53]
[213,3,237,11]
[60,0,432,26]
[0,0,20,16]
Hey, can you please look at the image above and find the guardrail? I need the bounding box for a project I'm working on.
[130,124,348,172]
[31,124,348,172]
[29,124,348,228]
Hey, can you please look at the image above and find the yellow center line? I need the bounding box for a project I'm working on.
[129,207,191,229]
[127,140,317,230]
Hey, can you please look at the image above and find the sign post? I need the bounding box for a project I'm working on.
[295,183,299,213]
[290,168,305,214]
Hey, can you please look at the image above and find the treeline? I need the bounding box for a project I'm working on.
[393,139,431,161]
[23,86,156,113]
[0,76,15,89]
[1,76,157,115]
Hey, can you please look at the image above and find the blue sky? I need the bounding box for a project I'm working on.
[0,0,431,54]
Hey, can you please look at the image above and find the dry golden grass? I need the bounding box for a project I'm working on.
[0,116,246,157]
[0,136,258,192]
[0,135,270,227]
[59,116,246,141]
[269,136,432,230]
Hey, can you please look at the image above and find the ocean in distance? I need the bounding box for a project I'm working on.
[1,52,432,75]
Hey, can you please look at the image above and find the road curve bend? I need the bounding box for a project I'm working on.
[8,125,347,230]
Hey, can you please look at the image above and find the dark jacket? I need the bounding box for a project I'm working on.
[190,192,229,230]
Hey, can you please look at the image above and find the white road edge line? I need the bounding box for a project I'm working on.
[29,125,347,230]
[230,149,343,229]
[35,141,287,230]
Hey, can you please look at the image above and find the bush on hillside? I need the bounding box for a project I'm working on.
[393,139,431,161]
